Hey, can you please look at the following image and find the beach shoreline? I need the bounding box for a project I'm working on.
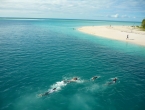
[78,26,145,46]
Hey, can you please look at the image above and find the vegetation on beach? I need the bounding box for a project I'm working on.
[134,19,145,31]
[141,19,145,29]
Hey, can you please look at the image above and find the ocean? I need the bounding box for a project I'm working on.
[0,18,145,110]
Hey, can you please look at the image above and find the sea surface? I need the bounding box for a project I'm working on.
[0,18,145,110]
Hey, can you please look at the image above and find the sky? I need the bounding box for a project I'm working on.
[0,0,145,21]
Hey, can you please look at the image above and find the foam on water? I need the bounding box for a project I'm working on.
[37,80,67,98]
[37,77,85,98]
[76,80,85,83]
[50,81,67,91]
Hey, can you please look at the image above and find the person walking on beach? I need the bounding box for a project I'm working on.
[126,35,129,40]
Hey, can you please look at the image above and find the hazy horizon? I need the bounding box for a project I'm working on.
[0,17,142,23]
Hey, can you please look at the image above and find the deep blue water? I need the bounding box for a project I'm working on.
[0,18,145,110]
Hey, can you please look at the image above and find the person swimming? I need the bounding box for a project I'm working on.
[112,77,117,83]
[71,77,78,82]
[107,77,117,85]
[38,78,78,98]
[63,77,78,83]
[91,76,98,81]
[39,88,56,97]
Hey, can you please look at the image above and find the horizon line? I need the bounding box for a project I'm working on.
[0,17,141,23]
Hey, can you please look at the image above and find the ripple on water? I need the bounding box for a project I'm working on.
[0,19,145,110]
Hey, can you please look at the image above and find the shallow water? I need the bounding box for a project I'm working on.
[0,19,145,110]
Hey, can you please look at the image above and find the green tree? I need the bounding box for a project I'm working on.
[141,19,145,28]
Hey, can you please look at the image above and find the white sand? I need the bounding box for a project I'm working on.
[78,26,145,46]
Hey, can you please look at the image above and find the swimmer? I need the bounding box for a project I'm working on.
[71,77,78,82]
[63,77,78,83]
[112,77,117,83]
[107,77,117,85]
[91,76,98,81]
[39,88,56,97]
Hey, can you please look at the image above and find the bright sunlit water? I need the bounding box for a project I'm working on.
[0,18,145,110]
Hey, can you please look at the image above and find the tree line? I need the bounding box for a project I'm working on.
[142,19,145,28]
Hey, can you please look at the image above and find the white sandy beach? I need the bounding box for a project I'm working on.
[78,26,145,46]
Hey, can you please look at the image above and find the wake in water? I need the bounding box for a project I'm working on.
[37,76,118,98]
[37,77,83,98]
[37,81,67,98]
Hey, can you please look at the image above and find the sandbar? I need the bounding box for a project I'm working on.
[78,26,145,46]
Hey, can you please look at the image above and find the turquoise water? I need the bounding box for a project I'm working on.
[0,19,145,110]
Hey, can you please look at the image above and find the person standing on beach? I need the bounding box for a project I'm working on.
[126,35,129,40]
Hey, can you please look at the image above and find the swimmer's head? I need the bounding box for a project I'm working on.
[91,76,98,80]
[73,77,77,80]
[113,77,117,82]
[53,88,56,90]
